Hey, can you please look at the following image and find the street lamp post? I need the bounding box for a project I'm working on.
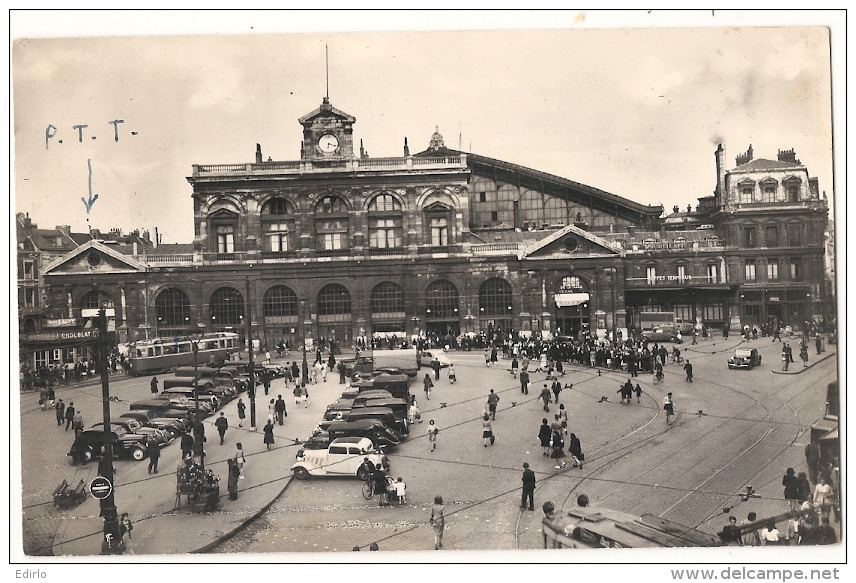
[96,306,121,554]
[190,323,206,473]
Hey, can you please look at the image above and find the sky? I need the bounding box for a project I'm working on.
[11,10,840,245]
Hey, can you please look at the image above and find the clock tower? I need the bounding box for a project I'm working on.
[298,97,356,160]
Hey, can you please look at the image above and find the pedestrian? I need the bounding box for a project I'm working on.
[663,393,675,424]
[787,342,794,363]
[550,429,566,467]
[227,458,240,500]
[408,400,421,425]
[520,369,530,395]
[719,516,743,546]
[267,399,275,424]
[618,379,633,404]
[373,464,389,506]
[799,344,809,367]
[237,398,246,428]
[813,477,833,521]
[262,419,275,450]
[423,373,433,400]
[274,394,287,425]
[180,431,193,459]
[484,349,491,367]
[784,514,801,546]
[569,433,583,469]
[521,462,536,511]
[557,404,568,434]
[551,379,562,404]
[511,356,519,377]
[264,350,271,364]
[538,418,552,456]
[540,384,551,412]
[432,356,441,381]
[55,399,65,427]
[759,520,780,546]
[146,437,160,473]
[215,412,228,445]
[291,361,300,383]
[783,467,800,512]
[234,442,246,479]
[150,376,158,394]
[634,383,642,404]
[393,477,406,505]
[491,346,499,367]
[796,471,812,505]
[427,419,438,451]
[804,442,820,482]
[741,512,761,546]
[119,513,134,554]
[39,386,49,411]
[46,386,56,410]
[429,495,445,550]
[263,371,271,395]
[683,360,693,382]
[482,414,494,447]
[447,363,457,384]
[692,328,698,345]
[486,389,500,420]
[72,409,83,436]
[338,361,347,384]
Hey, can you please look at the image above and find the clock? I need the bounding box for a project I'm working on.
[318,133,339,153]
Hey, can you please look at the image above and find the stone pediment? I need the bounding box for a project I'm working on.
[518,224,625,260]
[298,99,356,126]
[41,240,147,276]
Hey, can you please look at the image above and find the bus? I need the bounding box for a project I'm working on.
[128,332,240,376]
[542,504,721,549]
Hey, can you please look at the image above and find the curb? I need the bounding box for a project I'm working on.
[769,350,836,375]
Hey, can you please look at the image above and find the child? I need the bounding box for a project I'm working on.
[394,477,406,505]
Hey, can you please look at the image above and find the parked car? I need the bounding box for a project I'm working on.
[129,398,213,418]
[291,437,384,480]
[68,426,149,463]
[162,378,237,400]
[727,348,762,369]
[421,350,451,368]
[301,420,401,452]
[90,420,173,447]
[642,328,678,343]
[160,387,224,409]
[119,411,190,436]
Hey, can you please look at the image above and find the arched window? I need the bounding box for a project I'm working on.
[425,280,459,319]
[479,278,513,316]
[315,196,348,214]
[520,189,544,228]
[544,197,568,225]
[209,287,244,326]
[368,194,401,212]
[368,193,403,249]
[155,288,191,326]
[317,284,352,316]
[371,282,404,315]
[315,196,349,252]
[262,197,293,216]
[263,285,298,317]
[80,290,113,310]
[262,198,296,253]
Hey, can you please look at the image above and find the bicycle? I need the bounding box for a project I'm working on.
[361,479,374,500]
[653,370,664,384]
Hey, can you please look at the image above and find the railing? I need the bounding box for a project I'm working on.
[202,252,244,262]
[368,247,409,256]
[624,240,724,252]
[317,248,351,258]
[470,242,521,254]
[144,254,194,264]
[192,154,466,177]
[260,250,298,259]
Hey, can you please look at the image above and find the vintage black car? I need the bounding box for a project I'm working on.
[68,427,149,463]
[727,348,762,369]
[90,420,172,447]
[119,411,190,436]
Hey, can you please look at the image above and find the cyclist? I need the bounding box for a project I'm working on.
[654,361,664,383]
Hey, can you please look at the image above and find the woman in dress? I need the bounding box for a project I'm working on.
[538,418,552,456]
[427,419,438,451]
[119,513,134,554]
[482,414,493,447]
[423,374,434,400]
[663,393,675,424]
[569,433,583,469]
[263,419,275,450]
[782,467,800,512]
[429,495,445,550]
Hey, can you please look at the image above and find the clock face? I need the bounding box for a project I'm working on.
[318,133,339,153]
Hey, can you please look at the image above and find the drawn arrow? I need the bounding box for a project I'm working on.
[81,159,99,214]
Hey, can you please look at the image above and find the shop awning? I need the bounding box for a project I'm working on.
[555,293,590,307]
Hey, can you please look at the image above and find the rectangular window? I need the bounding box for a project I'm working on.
[744,259,756,282]
[646,266,657,285]
[762,185,777,203]
[676,265,686,282]
[765,226,779,247]
[479,192,487,203]
[25,288,36,307]
[703,305,724,321]
[740,186,754,204]
[787,184,799,202]
[431,218,449,246]
[743,227,756,248]
[787,225,801,247]
[216,225,235,253]
[790,258,802,281]
[706,264,718,283]
[265,222,289,252]
[674,305,692,320]
[35,350,48,369]
[369,218,402,249]
[23,260,34,280]
[767,259,779,281]
[322,233,344,250]
[490,211,498,222]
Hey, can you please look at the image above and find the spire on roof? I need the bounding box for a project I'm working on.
[429,126,445,151]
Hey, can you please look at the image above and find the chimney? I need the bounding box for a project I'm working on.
[687,204,692,213]
[673,205,680,214]
[735,144,754,166]
[133,241,137,256]
[777,148,800,164]
[255,143,263,163]
[360,139,365,159]
[404,137,410,157]
[154,227,159,248]
[300,141,305,158]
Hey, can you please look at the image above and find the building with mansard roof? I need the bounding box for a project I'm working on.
[23,97,831,370]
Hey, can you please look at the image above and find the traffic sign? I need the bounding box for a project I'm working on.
[90,476,113,499]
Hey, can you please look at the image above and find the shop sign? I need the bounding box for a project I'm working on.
[22,329,101,343]
[44,318,79,328]
[768,295,781,302]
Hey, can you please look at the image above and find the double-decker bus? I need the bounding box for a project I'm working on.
[128,332,240,376]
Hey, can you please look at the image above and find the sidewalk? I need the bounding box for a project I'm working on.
[49,357,352,556]
[770,347,836,375]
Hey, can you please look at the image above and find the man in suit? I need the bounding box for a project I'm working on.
[521,462,536,511]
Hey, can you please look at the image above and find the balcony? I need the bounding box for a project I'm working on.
[624,239,724,253]
[368,247,409,257]
[317,248,351,258]
[625,275,729,288]
[191,154,467,178]
[144,253,194,266]
[260,250,298,260]
[470,242,522,255]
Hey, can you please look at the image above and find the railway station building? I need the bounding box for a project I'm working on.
[25,96,831,366]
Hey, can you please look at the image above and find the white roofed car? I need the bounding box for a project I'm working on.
[291,437,383,480]
[421,350,451,368]
[727,348,762,370]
